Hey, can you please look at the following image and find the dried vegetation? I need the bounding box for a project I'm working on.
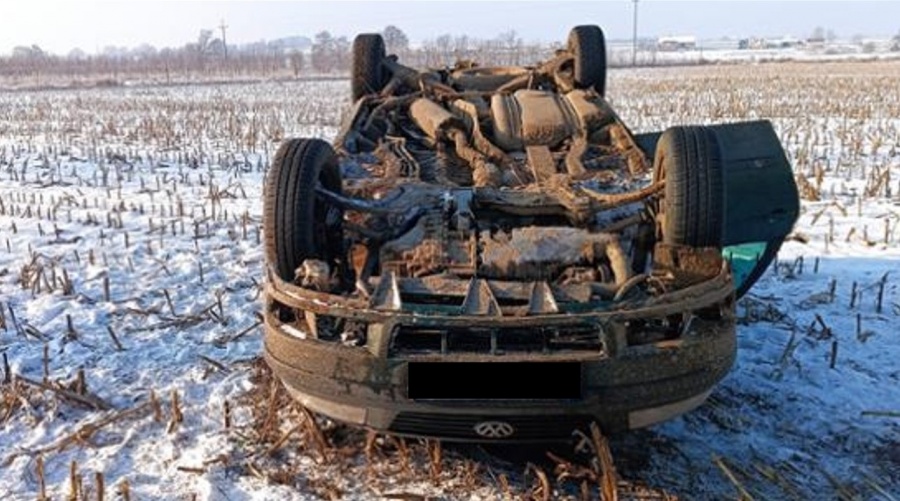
[1,61,898,499]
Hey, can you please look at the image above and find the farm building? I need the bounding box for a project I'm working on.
[657,35,696,51]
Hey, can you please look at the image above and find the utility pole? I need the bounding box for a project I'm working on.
[219,19,228,60]
[632,0,639,66]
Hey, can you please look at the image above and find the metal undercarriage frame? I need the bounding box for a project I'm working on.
[259,30,790,441]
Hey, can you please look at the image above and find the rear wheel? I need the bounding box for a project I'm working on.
[264,138,343,282]
[568,25,607,96]
[653,126,725,248]
[351,34,387,101]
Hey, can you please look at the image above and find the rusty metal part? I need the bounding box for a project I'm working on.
[363,93,421,134]
[382,57,457,97]
[496,55,568,93]
[564,136,589,176]
[370,270,402,311]
[452,99,526,183]
[315,186,409,214]
[409,98,466,141]
[450,66,529,91]
[406,98,510,187]
[566,89,615,131]
[613,273,647,301]
[609,124,649,175]
[378,136,423,179]
[653,244,725,289]
[526,145,557,182]
[265,251,732,327]
[448,129,501,187]
[477,227,632,284]
[579,182,663,210]
[515,90,573,147]
[491,90,575,150]
[343,207,426,243]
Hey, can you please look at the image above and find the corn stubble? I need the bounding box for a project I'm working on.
[1,60,898,499]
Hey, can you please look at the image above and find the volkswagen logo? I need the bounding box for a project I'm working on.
[473,420,515,439]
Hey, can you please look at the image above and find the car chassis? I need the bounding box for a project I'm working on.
[263,26,799,441]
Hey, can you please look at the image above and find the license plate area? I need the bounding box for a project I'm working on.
[407,362,581,400]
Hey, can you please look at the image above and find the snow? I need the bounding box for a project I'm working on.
[608,45,900,67]
[2,63,899,499]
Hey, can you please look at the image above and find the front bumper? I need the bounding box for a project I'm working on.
[263,262,737,442]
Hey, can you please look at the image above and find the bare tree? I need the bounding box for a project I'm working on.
[194,29,215,55]
[133,44,158,59]
[67,48,88,61]
[312,31,336,73]
[810,26,826,42]
[334,36,351,72]
[289,51,304,77]
[435,34,453,65]
[453,35,471,61]
[382,25,409,55]
[497,30,523,65]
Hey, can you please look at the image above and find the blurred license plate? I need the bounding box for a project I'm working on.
[407,362,581,400]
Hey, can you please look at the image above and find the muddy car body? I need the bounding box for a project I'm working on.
[263,26,799,442]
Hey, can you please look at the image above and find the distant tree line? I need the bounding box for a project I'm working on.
[4,24,898,88]
[1,29,311,87]
[0,25,558,88]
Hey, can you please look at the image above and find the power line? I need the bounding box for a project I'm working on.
[632,0,639,66]
[219,19,228,60]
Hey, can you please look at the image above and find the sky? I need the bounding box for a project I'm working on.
[0,0,898,55]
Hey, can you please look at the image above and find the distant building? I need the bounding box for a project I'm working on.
[806,36,826,48]
[657,36,696,51]
[737,38,768,50]
[738,37,804,50]
[768,36,803,49]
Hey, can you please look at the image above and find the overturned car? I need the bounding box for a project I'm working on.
[263,26,799,442]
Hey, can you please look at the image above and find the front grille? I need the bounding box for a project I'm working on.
[390,324,603,356]
[389,412,593,441]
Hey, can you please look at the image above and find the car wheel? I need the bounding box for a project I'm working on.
[264,138,343,282]
[653,126,725,248]
[351,34,387,101]
[568,25,607,96]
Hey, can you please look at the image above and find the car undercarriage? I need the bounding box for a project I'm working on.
[262,25,799,441]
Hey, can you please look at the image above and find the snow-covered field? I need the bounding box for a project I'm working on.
[607,46,900,67]
[1,61,898,500]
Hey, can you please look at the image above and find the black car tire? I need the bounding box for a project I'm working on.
[653,126,725,248]
[264,138,343,282]
[568,25,607,96]
[351,34,387,101]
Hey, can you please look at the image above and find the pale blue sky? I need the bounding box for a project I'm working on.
[1,1,898,55]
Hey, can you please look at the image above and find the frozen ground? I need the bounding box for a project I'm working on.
[1,62,899,500]
[607,46,900,67]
